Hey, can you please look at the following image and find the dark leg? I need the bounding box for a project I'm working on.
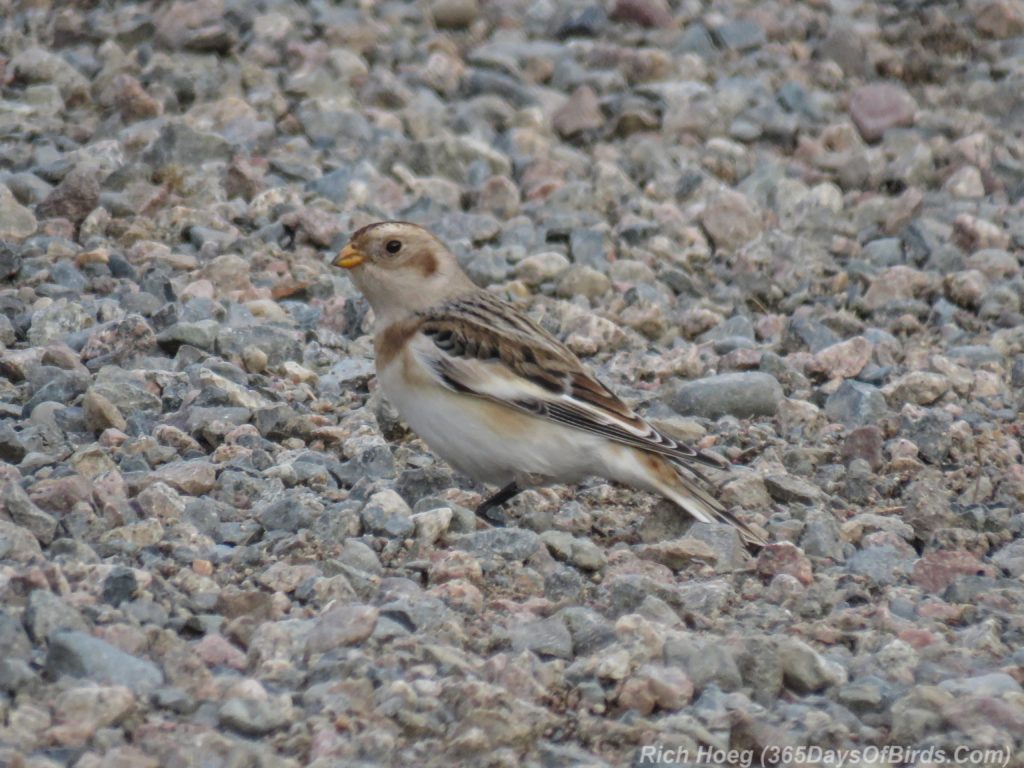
[474,482,522,527]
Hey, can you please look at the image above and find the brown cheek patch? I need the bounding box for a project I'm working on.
[410,250,438,277]
[375,319,422,368]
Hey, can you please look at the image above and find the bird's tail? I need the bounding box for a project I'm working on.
[637,451,767,549]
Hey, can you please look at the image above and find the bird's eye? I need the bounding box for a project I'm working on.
[385,240,402,254]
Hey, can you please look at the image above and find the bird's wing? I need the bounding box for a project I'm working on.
[408,291,728,471]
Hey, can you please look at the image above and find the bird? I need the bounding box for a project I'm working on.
[333,221,766,547]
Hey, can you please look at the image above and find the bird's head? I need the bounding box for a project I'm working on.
[334,221,475,322]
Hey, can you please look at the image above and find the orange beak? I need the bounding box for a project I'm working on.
[333,243,364,269]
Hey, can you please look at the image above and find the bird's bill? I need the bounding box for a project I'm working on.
[334,243,364,269]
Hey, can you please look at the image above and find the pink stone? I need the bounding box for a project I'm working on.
[848,83,917,142]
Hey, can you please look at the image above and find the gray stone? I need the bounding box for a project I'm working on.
[219,696,293,736]
[764,474,822,505]
[460,528,541,561]
[360,489,414,538]
[846,544,912,587]
[541,530,607,571]
[101,566,139,606]
[508,615,574,660]
[156,321,220,352]
[258,495,318,533]
[569,228,611,269]
[778,637,847,693]
[559,607,616,656]
[24,589,89,642]
[1,480,57,544]
[0,520,43,561]
[838,677,889,714]
[713,19,765,51]
[664,634,742,692]
[0,184,37,240]
[938,673,1022,697]
[216,324,303,366]
[800,510,844,560]
[0,422,27,462]
[0,609,32,661]
[46,630,164,695]
[143,121,232,166]
[825,380,888,428]
[901,408,953,464]
[305,604,379,653]
[672,372,783,419]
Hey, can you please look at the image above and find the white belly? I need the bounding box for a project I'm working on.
[377,359,606,487]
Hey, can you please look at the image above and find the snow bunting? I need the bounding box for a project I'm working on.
[334,221,765,546]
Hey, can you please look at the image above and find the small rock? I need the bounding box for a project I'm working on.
[305,604,379,654]
[0,184,38,240]
[429,0,479,29]
[412,506,453,544]
[149,460,217,496]
[699,190,762,251]
[638,537,716,570]
[939,673,1023,697]
[0,422,26,463]
[992,539,1024,578]
[136,483,186,521]
[778,637,846,693]
[848,83,917,142]
[46,630,164,695]
[825,380,888,428]
[884,372,950,406]
[219,696,293,736]
[36,167,101,224]
[912,550,993,593]
[541,530,607,571]
[663,635,742,692]
[610,0,674,28]
[101,567,139,606]
[811,337,873,380]
[619,664,694,714]
[1,480,57,545]
[944,166,986,198]
[51,684,135,737]
[509,615,574,659]
[687,523,749,572]
[841,426,884,470]
[952,213,1010,251]
[515,251,571,285]
[756,542,813,585]
[553,85,605,138]
[361,489,414,538]
[0,520,43,562]
[764,474,821,505]
[25,589,89,642]
[556,265,612,300]
[195,634,247,670]
[83,390,128,433]
[800,508,844,560]
[672,372,783,419]
[975,0,1024,38]
[461,528,541,561]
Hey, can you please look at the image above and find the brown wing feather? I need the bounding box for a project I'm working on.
[416,291,727,470]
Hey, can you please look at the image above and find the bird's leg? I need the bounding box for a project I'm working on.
[474,482,522,527]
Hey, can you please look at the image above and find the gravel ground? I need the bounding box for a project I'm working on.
[1,0,1024,766]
